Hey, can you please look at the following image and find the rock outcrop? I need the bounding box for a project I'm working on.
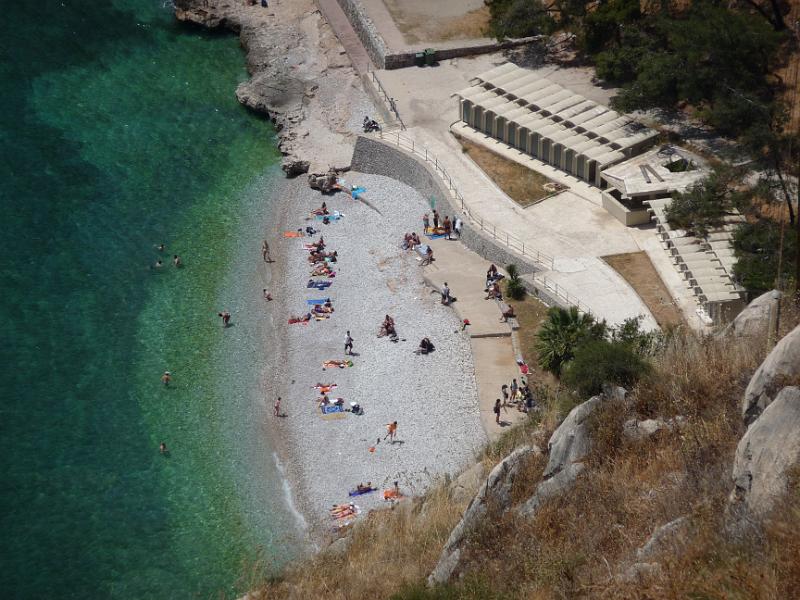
[742,324,800,424]
[619,516,690,582]
[730,386,800,521]
[428,446,539,585]
[448,462,487,505]
[173,0,371,175]
[623,416,687,441]
[518,393,607,517]
[721,290,780,339]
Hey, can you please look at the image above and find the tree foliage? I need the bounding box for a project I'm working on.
[562,338,650,397]
[733,220,798,293]
[534,306,605,376]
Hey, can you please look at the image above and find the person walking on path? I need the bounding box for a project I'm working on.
[218,310,231,327]
[384,421,398,443]
[262,240,272,263]
[161,371,171,386]
[494,398,501,424]
[454,216,463,239]
[501,384,510,409]
[274,396,281,417]
[443,216,452,239]
[511,378,519,402]
[344,330,354,355]
[432,209,440,230]
[441,282,451,305]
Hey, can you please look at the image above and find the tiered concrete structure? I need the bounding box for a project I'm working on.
[456,63,659,186]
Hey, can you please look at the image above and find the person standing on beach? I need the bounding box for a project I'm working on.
[443,216,452,239]
[433,209,440,230]
[384,421,398,443]
[344,330,354,355]
[263,289,273,301]
[441,282,451,305]
[262,240,272,263]
[511,378,519,402]
[422,213,430,233]
[274,396,281,417]
[218,310,231,327]
[501,384,510,409]
[161,371,171,386]
[494,398,501,424]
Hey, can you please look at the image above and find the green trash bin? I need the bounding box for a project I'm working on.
[414,52,425,67]
[424,48,436,66]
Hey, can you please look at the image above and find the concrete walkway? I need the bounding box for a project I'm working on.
[421,237,527,439]
[316,0,373,74]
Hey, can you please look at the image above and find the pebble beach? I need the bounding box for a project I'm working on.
[265,173,487,534]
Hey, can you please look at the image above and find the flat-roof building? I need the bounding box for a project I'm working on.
[456,63,659,186]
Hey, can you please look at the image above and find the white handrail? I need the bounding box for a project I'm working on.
[531,274,591,316]
[376,130,555,270]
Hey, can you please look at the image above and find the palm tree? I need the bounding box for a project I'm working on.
[535,306,604,376]
[505,263,526,300]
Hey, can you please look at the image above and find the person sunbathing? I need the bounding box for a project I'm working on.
[288,313,312,323]
[310,264,333,277]
[402,233,412,250]
[318,394,331,406]
[323,359,351,368]
[311,202,328,216]
[486,282,502,300]
[379,315,396,338]
[356,482,374,493]
[417,337,435,354]
[312,236,325,252]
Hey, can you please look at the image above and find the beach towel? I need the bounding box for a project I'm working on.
[313,383,337,391]
[307,280,332,290]
[306,299,330,305]
[349,487,377,497]
[351,186,366,199]
[383,489,404,501]
[425,232,447,239]
[322,359,353,369]
[315,213,342,221]
[320,404,346,420]
[283,231,304,238]
[288,317,310,325]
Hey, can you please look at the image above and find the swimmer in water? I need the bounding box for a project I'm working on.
[161,371,171,386]
[154,260,163,269]
[159,442,168,454]
[218,310,231,327]
[173,255,182,268]
[156,243,165,252]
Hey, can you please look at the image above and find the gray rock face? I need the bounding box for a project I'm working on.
[635,516,690,562]
[730,386,800,520]
[518,395,603,517]
[742,324,800,424]
[721,290,780,339]
[623,416,687,441]
[428,446,538,585]
[448,462,487,505]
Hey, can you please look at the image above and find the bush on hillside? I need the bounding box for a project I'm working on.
[504,263,526,300]
[562,339,650,397]
[535,306,606,376]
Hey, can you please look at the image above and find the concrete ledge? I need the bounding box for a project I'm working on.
[602,192,651,227]
[384,36,544,70]
[335,0,388,68]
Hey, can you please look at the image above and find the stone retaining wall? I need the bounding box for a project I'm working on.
[384,37,544,70]
[335,0,387,68]
[350,136,539,276]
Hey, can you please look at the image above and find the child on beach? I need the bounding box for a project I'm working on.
[274,396,281,417]
[344,330,354,355]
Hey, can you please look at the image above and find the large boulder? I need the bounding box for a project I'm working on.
[428,446,538,585]
[518,394,606,517]
[623,416,687,442]
[619,516,690,582]
[742,324,800,424]
[448,462,487,505]
[721,290,780,339]
[730,386,800,520]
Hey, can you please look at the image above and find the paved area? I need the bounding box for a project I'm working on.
[422,237,527,438]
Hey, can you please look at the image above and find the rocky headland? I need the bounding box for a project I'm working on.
[175,0,374,176]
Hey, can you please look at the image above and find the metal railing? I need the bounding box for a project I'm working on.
[530,274,591,315]
[376,129,555,270]
[368,70,406,131]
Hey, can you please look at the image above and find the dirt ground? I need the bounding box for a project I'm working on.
[459,139,557,207]
[603,252,684,330]
[382,0,490,44]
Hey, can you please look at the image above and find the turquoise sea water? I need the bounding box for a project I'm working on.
[0,1,301,597]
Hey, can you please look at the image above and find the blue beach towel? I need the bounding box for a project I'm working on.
[349,487,377,497]
[315,212,343,221]
[321,404,344,415]
[306,299,331,305]
[351,187,366,199]
[425,233,447,240]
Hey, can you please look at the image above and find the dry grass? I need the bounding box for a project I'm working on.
[507,294,558,390]
[383,2,491,44]
[603,252,684,330]
[250,329,800,599]
[459,140,558,207]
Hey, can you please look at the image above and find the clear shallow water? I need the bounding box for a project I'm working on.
[0,1,300,597]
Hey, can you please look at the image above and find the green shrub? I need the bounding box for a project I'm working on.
[504,263,526,300]
[562,339,650,397]
[535,306,606,376]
